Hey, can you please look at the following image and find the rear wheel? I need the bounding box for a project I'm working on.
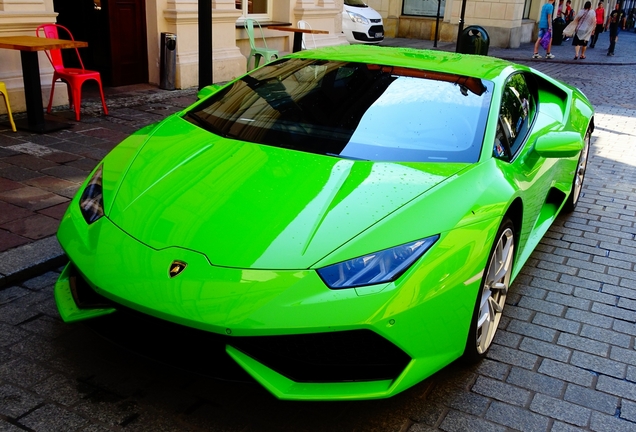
[562,130,591,213]
[463,217,515,362]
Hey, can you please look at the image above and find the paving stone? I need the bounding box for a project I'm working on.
[0,201,33,225]
[0,322,30,347]
[520,337,572,363]
[609,346,636,365]
[518,296,565,316]
[629,366,636,383]
[502,305,534,321]
[505,366,564,398]
[620,399,636,422]
[530,393,591,427]
[551,420,589,432]
[592,255,633,270]
[545,291,591,311]
[492,329,522,348]
[557,332,610,357]
[596,375,636,401]
[507,320,557,342]
[565,308,614,329]
[591,302,636,323]
[612,319,636,336]
[475,359,510,381]
[486,344,539,370]
[21,271,60,291]
[471,376,531,407]
[484,401,550,432]
[574,287,619,306]
[0,383,43,418]
[538,359,595,387]
[0,214,61,240]
[563,383,619,415]
[19,404,88,432]
[589,411,636,432]
[532,313,581,334]
[439,410,506,432]
[581,324,631,347]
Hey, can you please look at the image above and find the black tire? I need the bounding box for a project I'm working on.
[562,129,591,213]
[463,217,516,363]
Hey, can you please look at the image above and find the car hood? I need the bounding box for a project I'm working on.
[109,117,467,269]
[344,4,383,20]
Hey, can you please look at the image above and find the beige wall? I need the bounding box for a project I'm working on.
[0,0,348,116]
[387,0,538,47]
[0,0,71,114]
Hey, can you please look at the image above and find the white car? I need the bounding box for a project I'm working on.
[342,0,384,44]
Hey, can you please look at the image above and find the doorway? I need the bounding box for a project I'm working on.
[53,0,149,87]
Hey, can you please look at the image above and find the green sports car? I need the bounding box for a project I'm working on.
[55,45,594,401]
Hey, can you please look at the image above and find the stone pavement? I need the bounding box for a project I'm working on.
[1,30,636,431]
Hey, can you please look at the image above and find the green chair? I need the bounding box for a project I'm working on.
[245,19,279,69]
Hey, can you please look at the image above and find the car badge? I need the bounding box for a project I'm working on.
[169,261,187,278]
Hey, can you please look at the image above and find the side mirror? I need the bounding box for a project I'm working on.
[534,131,583,158]
[197,84,222,100]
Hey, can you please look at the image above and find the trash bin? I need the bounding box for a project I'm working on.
[552,17,567,46]
[456,26,490,55]
[160,32,177,90]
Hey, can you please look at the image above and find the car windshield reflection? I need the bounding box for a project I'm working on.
[186,58,493,163]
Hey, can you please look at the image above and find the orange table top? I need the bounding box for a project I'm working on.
[0,35,88,51]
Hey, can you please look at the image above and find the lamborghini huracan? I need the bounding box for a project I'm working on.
[55,45,593,401]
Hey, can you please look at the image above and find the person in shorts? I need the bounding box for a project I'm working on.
[533,0,556,59]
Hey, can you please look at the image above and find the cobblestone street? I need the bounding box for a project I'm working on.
[1,32,636,431]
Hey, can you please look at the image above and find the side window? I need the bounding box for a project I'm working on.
[494,73,535,161]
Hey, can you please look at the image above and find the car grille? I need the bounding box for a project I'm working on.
[370,19,382,23]
[69,265,411,383]
[369,25,384,34]
[231,330,411,382]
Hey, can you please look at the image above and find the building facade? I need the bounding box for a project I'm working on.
[0,0,615,116]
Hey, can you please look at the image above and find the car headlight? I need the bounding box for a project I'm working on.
[347,11,370,25]
[317,235,439,289]
[79,165,104,224]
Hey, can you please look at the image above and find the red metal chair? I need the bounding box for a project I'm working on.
[36,24,108,121]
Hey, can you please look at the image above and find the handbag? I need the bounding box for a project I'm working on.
[562,20,577,37]
[540,29,552,49]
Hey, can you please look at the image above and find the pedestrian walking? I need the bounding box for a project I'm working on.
[565,0,574,23]
[606,1,626,55]
[590,1,605,47]
[570,1,597,59]
[534,0,556,58]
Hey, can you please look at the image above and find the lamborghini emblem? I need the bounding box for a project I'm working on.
[169,261,187,278]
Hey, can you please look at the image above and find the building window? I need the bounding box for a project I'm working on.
[523,0,532,19]
[403,0,445,17]
[236,0,270,18]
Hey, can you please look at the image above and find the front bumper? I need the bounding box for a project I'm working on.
[56,202,491,400]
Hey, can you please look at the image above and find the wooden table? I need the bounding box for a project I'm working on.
[269,26,329,53]
[0,35,88,133]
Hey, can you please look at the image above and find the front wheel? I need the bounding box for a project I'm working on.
[463,217,516,363]
[562,129,591,213]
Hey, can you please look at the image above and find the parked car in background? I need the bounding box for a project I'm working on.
[342,0,384,44]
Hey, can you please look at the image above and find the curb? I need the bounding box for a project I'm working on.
[0,236,67,289]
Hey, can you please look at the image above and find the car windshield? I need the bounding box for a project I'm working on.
[186,58,493,163]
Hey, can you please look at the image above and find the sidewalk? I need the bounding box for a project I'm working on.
[0,30,635,287]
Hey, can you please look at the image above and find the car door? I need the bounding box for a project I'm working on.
[493,72,564,251]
